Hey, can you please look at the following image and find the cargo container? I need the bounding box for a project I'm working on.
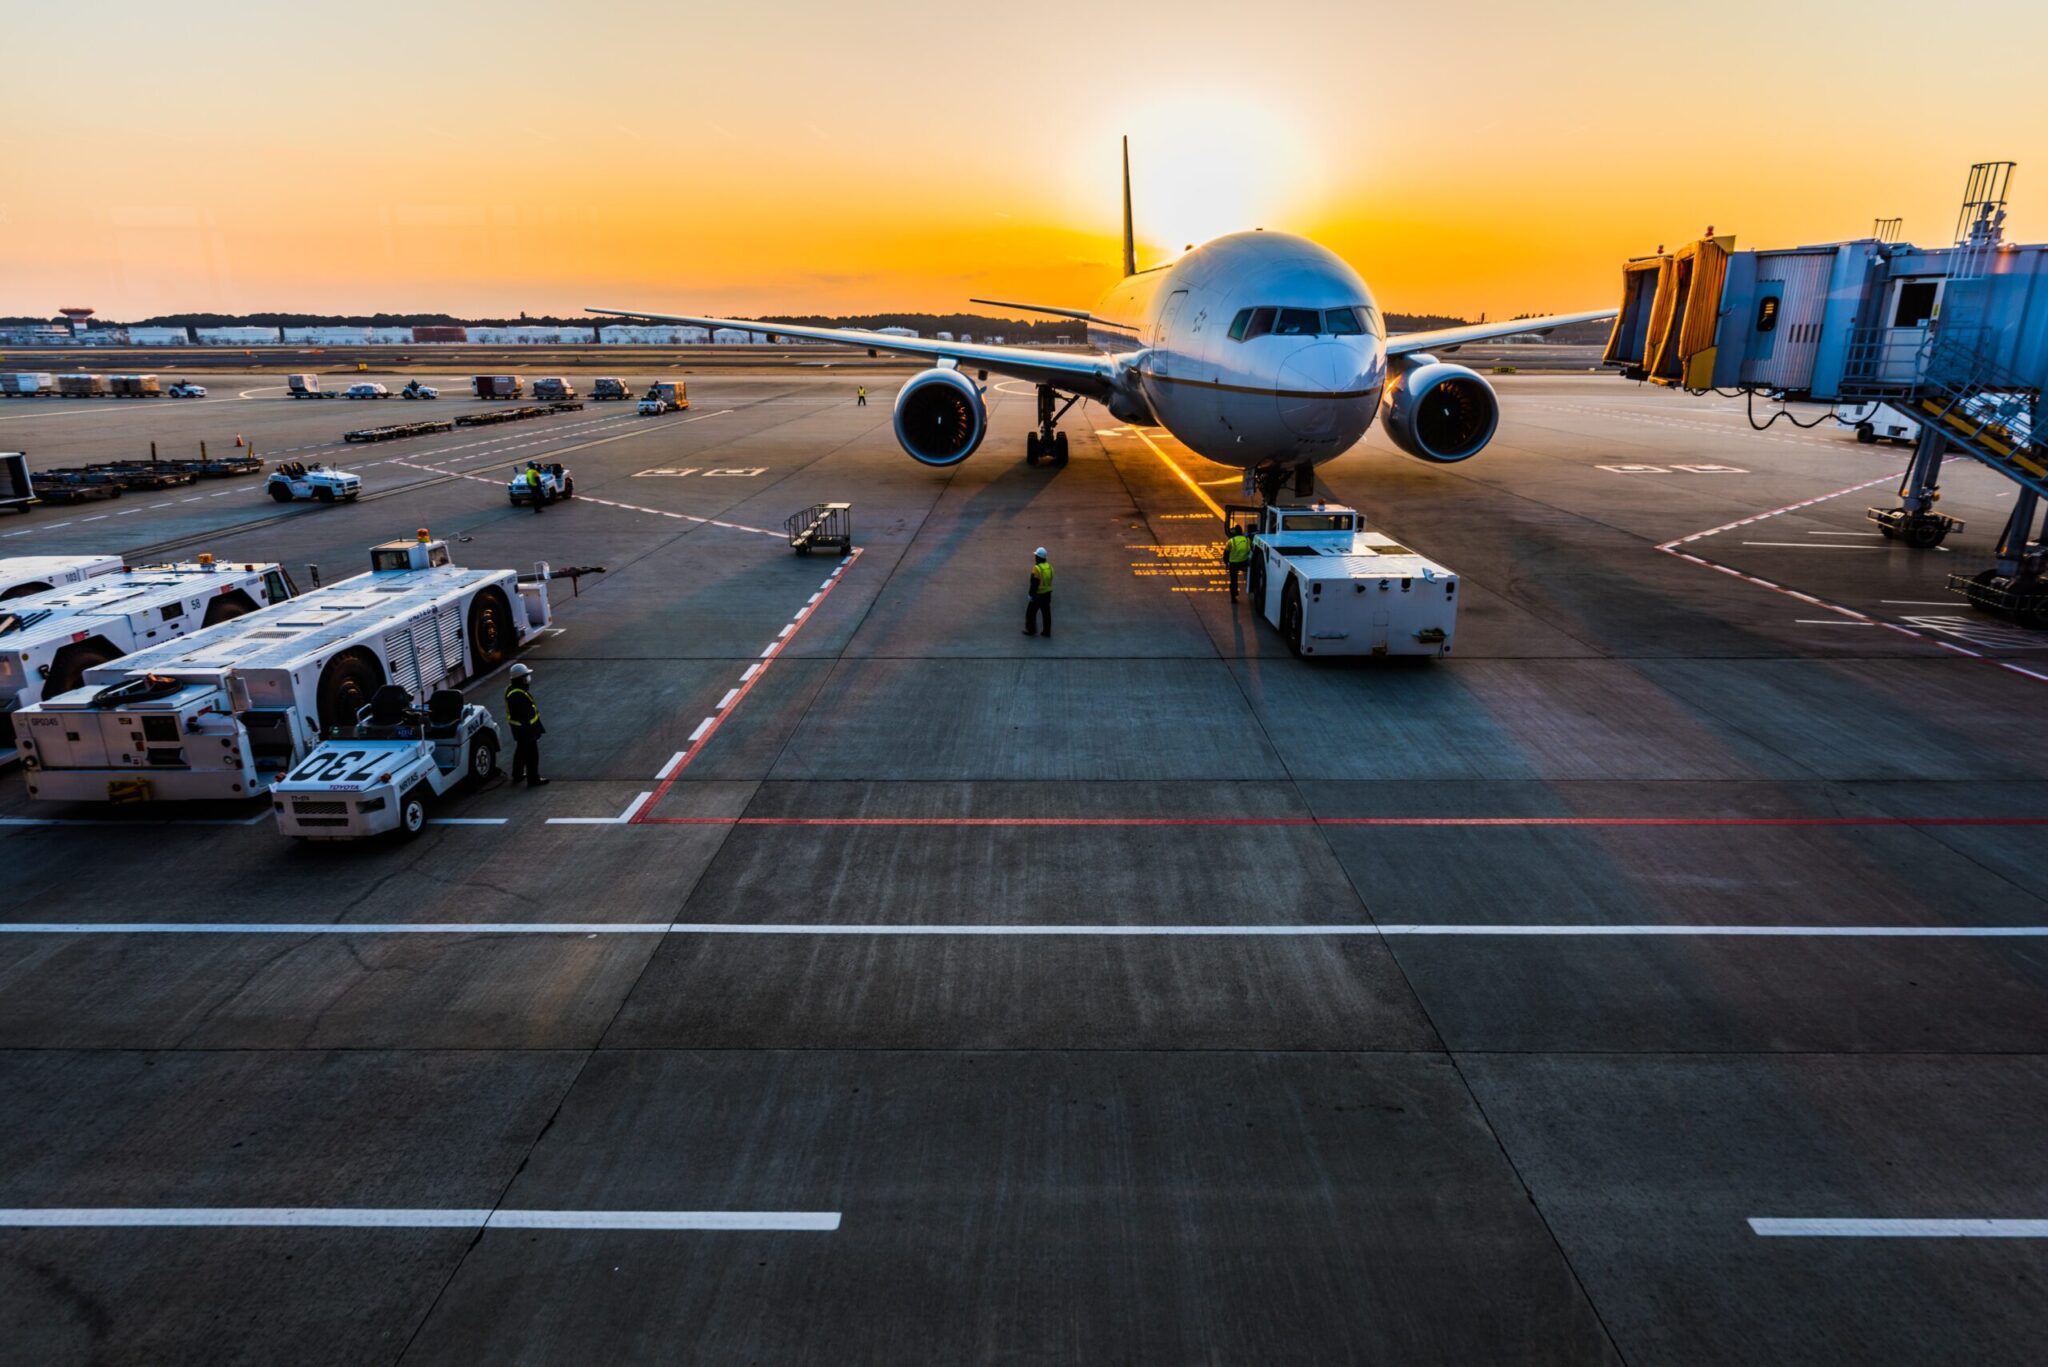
[472,375,524,400]
[57,374,109,398]
[532,377,577,401]
[108,374,162,398]
[0,373,55,398]
[591,377,631,400]
[287,373,338,400]
[643,379,688,410]
[0,453,33,515]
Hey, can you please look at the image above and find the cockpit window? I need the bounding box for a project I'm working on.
[1323,307,1363,335]
[1228,309,1252,341]
[1228,305,1383,342]
[1240,307,1275,340]
[1274,308,1319,336]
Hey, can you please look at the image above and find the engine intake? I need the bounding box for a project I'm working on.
[1382,360,1499,463]
[892,367,987,467]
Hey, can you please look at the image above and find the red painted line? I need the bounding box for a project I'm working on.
[632,815,2048,829]
[632,548,863,822]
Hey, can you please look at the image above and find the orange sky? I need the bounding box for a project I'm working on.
[6,0,2047,324]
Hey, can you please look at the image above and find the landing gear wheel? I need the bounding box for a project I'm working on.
[398,787,428,839]
[1025,432,1042,465]
[1052,432,1069,467]
[469,737,499,784]
[1280,578,1305,657]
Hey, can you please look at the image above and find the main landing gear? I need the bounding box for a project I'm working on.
[1025,384,1076,467]
[1251,460,1319,504]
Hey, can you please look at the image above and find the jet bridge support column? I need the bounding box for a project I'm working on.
[1867,425,1963,549]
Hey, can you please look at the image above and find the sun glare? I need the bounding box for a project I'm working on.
[1121,95,1321,260]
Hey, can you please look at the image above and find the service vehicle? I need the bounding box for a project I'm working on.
[272,684,500,839]
[1240,502,1459,658]
[591,377,631,401]
[0,556,294,714]
[287,374,337,399]
[643,379,688,410]
[1,452,36,515]
[637,396,669,415]
[532,377,577,402]
[507,462,574,506]
[14,532,551,803]
[109,375,162,398]
[266,460,361,503]
[166,381,208,398]
[472,375,523,400]
[399,380,439,400]
[0,373,55,398]
[345,382,390,399]
[0,552,124,600]
[1835,400,1921,445]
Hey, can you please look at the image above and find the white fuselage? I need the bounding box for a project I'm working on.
[1085,231,1388,469]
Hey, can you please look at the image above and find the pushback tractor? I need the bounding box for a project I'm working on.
[273,684,501,839]
[0,553,125,599]
[1239,503,1459,657]
[13,533,550,804]
[1,557,295,716]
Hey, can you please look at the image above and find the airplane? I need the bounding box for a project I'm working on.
[593,139,1614,503]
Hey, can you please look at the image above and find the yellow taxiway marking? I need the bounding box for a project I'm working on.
[1121,426,1228,521]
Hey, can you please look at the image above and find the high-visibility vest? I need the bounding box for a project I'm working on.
[505,684,539,728]
[1225,534,1251,564]
[1032,561,1053,593]
[527,469,541,490]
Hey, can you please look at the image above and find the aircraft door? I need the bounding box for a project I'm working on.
[1152,290,1190,377]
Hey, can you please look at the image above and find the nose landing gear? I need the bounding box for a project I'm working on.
[1025,384,1076,467]
[1252,460,1320,504]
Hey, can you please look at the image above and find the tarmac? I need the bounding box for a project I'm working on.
[1,359,2044,1364]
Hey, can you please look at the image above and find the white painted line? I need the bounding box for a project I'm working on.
[79,514,108,522]
[0,1207,840,1232]
[542,791,652,826]
[687,718,713,742]
[807,593,821,605]
[776,623,794,638]
[759,643,777,658]
[1750,1219,2048,1239]
[1796,619,1874,626]
[740,664,759,681]
[656,750,686,780]
[1807,531,1883,537]
[426,818,509,826]
[717,688,740,710]
[620,791,653,822]
[1739,542,1888,549]
[1883,600,1966,606]
[10,923,2045,938]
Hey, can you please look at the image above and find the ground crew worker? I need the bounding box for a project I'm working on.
[525,462,545,514]
[1222,523,1252,602]
[856,385,867,407]
[1023,547,1053,638]
[504,662,547,786]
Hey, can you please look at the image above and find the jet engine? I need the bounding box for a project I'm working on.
[892,367,987,466]
[1381,359,1499,463]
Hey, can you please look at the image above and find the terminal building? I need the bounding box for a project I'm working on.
[1606,162,2048,627]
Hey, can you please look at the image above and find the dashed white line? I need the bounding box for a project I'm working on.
[716,688,740,710]
[0,1208,840,1232]
[687,718,713,742]
[656,750,687,779]
[1749,1219,2048,1239]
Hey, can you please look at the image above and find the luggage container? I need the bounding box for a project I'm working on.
[0,452,35,516]
[0,557,295,714]
[14,532,552,803]
[591,377,631,401]
[56,374,109,398]
[532,377,578,401]
[287,373,337,399]
[472,375,524,399]
[0,373,55,398]
[108,374,162,398]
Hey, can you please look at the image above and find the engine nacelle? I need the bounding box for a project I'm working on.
[1382,359,1499,463]
[892,367,987,467]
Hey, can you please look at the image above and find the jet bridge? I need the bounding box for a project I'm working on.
[1606,162,2048,627]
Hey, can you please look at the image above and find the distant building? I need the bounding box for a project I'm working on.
[126,327,192,346]
[194,326,280,346]
[875,326,917,338]
[600,324,710,344]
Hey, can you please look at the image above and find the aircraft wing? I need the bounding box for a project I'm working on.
[1386,309,1616,356]
[587,307,1120,398]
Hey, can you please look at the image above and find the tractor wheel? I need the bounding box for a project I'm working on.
[315,649,384,732]
[315,487,334,503]
[469,735,500,783]
[562,478,574,498]
[1280,579,1305,657]
[1856,422,1876,444]
[45,640,118,696]
[269,483,293,503]
[1248,555,1266,608]
[397,787,429,839]
[467,588,514,670]
[201,592,256,627]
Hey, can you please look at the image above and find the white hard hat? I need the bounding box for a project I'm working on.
[1034,546,1048,558]
[509,662,532,677]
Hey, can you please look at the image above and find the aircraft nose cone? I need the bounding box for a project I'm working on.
[1276,343,1365,439]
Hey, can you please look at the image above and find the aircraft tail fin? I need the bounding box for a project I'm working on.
[1121,136,1137,278]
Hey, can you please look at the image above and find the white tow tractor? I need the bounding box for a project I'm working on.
[1,553,125,600]
[507,462,573,507]
[273,684,500,839]
[167,381,208,399]
[1240,502,1459,658]
[267,461,361,504]
[400,380,440,400]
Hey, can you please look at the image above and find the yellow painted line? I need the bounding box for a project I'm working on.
[1125,426,1229,521]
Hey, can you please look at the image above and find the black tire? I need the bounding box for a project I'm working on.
[562,478,574,498]
[1876,521,1898,541]
[1053,432,1069,466]
[1280,578,1304,657]
[1,580,51,600]
[397,787,429,839]
[1903,520,1949,550]
[469,735,499,784]
[45,640,118,696]
[1248,554,1266,608]
[315,649,384,732]
[200,591,256,626]
[1855,422,1876,444]
[467,589,514,670]
[1025,432,1041,466]
[344,491,359,502]
[315,486,334,503]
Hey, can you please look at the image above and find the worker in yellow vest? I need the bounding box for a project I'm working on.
[1222,523,1252,602]
[504,662,547,786]
[1024,547,1053,638]
[856,385,867,407]
[525,463,545,514]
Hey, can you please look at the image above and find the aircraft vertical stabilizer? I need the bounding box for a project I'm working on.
[1122,136,1137,278]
